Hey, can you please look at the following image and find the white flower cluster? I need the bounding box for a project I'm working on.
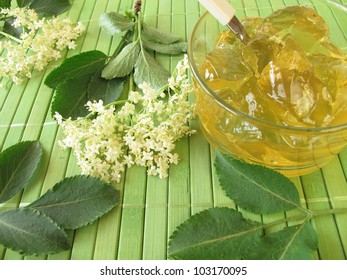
[56,55,196,184]
[0,7,84,85]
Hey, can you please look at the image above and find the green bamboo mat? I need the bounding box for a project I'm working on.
[0,0,346,260]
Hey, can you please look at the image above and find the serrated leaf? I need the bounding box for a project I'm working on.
[51,75,92,119]
[51,68,124,119]
[99,12,135,35]
[252,222,318,260]
[168,207,263,260]
[2,18,24,39]
[143,38,187,55]
[134,50,170,90]
[142,22,181,44]
[0,141,42,203]
[0,208,69,255]
[45,50,108,89]
[88,73,126,104]
[0,0,11,8]
[102,41,140,79]
[28,0,70,16]
[28,175,120,229]
[215,151,301,214]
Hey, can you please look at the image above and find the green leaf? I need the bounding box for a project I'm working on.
[143,38,187,55]
[28,0,70,16]
[99,12,135,35]
[47,51,127,118]
[51,75,92,119]
[17,0,32,7]
[45,50,108,89]
[2,18,24,39]
[88,73,126,104]
[215,151,301,214]
[51,69,124,119]
[252,222,318,260]
[142,22,182,44]
[0,208,69,255]
[168,207,263,260]
[0,0,11,8]
[134,50,170,90]
[101,41,140,79]
[27,175,120,229]
[0,141,42,203]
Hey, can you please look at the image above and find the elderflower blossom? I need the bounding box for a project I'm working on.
[56,55,196,184]
[0,7,84,84]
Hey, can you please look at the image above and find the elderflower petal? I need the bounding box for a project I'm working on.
[0,7,84,85]
[128,91,141,104]
[56,57,196,184]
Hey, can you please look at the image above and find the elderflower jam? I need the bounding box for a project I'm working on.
[189,5,347,176]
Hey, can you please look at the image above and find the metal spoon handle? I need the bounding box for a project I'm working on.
[198,0,249,43]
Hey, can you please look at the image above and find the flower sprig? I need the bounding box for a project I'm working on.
[44,0,187,120]
[99,0,187,90]
[0,7,84,85]
[55,55,195,184]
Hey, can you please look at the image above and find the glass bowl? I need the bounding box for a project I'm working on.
[188,0,347,177]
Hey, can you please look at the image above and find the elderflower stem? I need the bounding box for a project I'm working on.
[109,0,141,60]
[110,29,132,60]
[105,100,129,109]
[129,71,135,93]
[158,83,169,93]
[136,12,146,55]
[135,12,141,42]
[0,30,22,43]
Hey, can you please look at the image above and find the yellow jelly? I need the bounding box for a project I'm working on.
[201,6,347,128]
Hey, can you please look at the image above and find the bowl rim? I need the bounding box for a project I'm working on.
[188,11,347,133]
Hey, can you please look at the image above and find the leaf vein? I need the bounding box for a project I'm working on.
[0,144,38,200]
[30,195,111,209]
[226,160,300,208]
[279,221,307,259]
[171,224,263,255]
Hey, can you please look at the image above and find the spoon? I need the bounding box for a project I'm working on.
[198,0,250,44]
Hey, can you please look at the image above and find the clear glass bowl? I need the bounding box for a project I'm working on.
[188,0,347,177]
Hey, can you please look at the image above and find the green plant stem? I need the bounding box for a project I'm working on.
[134,13,141,58]
[125,12,140,96]
[262,214,308,231]
[110,29,132,60]
[0,30,22,43]
[129,72,135,93]
[105,100,128,109]
[297,205,313,216]
[311,207,347,217]
[158,83,169,93]
[259,207,347,232]
[136,12,145,57]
